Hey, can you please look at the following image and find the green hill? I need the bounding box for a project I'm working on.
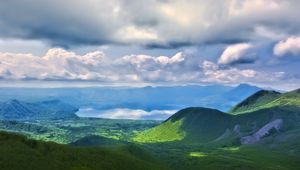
[0,131,167,170]
[229,90,281,114]
[133,89,300,145]
[71,135,129,147]
[230,89,300,115]
[133,108,233,143]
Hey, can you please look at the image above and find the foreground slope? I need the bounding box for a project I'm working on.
[0,131,167,170]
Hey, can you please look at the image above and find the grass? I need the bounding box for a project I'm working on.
[0,131,168,170]
[220,147,240,152]
[1,89,300,169]
[189,152,207,157]
[133,107,234,144]
[0,118,160,144]
[143,143,300,170]
[133,119,185,143]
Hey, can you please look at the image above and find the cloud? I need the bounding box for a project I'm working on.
[201,61,257,83]
[0,48,186,82]
[218,43,257,65]
[0,48,290,86]
[76,107,177,120]
[0,0,300,48]
[274,36,300,57]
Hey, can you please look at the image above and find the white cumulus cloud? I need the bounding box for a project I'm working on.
[0,48,292,86]
[202,61,257,83]
[274,36,300,57]
[218,43,256,65]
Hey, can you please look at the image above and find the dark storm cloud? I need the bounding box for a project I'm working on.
[1,0,300,48]
[0,0,118,47]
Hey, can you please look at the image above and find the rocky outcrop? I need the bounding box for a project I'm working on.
[241,119,283,144]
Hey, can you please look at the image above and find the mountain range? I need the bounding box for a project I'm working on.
[0,84,262,113]
[134,89,300,148]
[0,99,78,120]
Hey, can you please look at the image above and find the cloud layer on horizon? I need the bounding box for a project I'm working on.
[76,107,177,120]
[0,47,294,88]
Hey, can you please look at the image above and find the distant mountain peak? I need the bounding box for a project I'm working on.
[39,99,62,104]
[222,83,262,102]
[4,99,29,110]
[235,83,260,89]
[6,99,21,104]
[236,83,254,87]
[0,99,78,120]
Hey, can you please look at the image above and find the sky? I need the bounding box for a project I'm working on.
[0,0,300,90]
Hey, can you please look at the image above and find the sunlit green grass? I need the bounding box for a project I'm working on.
[220,147,240,152]
[189,152,207,158]
[133,120,185,143]
[0,118,160,144]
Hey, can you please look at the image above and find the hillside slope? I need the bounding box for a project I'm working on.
[229,90,281,114]
[71,135,129,147]
[134,108,233,143]
[0,131,167,170]
[230,89,300,115]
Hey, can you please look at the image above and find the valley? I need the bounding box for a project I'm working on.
[2,1,300,169]
[0,86,300,170]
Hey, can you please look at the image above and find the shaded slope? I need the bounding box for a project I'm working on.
[71,135,129,147]
[0,131,167,170]
[169,108,233,143]
[0,99,32,119]
[229,90,281,114]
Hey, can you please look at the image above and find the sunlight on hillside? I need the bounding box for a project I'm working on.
[132,119,185,143]
[189,152,207,158]
[220,147,240,152]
